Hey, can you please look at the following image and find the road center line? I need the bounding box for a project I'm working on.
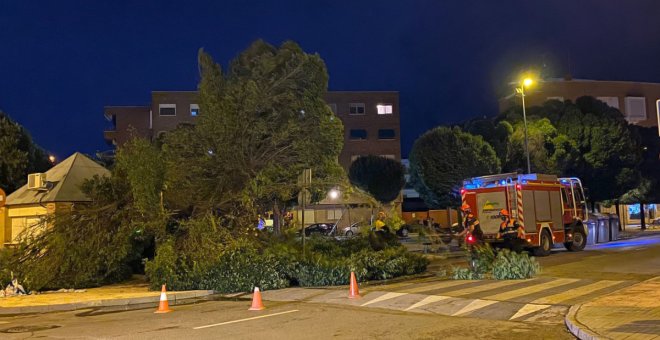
[193,310,299,329]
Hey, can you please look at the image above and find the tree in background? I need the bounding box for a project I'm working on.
[619,126,660,229]
[348,155,405,204]
[409,126,501,208]
[0,111,51,192]
[498,96,641,204]
[163,41,344,231]
[505,118,576,174]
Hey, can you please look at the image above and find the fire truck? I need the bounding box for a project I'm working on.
[461,173,588,256]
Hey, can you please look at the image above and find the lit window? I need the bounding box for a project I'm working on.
[378,129,396,139]
[159,104,176,116]
[349,103,365,115]
[349,129,367,140]
[190,104,200,116]
[380,155,395,159]
[377,104,393,114]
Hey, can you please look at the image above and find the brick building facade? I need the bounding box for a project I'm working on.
[104,91,401,170]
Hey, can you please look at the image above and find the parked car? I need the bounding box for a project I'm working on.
[340,222,363,237]
[303,223,335,237]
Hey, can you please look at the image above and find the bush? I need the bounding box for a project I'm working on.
[451,267,483,280]
[146,233,428,292]
[491,249,540,280]
[0,248,15,286]
[450,245,540,280]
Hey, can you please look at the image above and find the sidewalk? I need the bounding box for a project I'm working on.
[0,282,214,315]
[566,276,660,339]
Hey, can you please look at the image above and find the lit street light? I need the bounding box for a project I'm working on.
[515,77,534,174]
[48,155,56,164]
[328,188,340,200]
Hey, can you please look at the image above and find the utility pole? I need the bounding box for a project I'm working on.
[299,168,312,251]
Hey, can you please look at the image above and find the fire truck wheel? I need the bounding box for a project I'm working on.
[533,230,552,257]
[567,228,586,251]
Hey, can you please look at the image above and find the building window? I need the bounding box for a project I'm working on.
[349,103,365,115]
[546,97,564,102]
[597,97,619,109]
[380,154,395,159]
[377,104,393,114]
[378,129,396,140]
[328,103,337,114]
[190,104,200,116]
[159,104,176,116]
[624,97,647,122]
[349,129,367,140]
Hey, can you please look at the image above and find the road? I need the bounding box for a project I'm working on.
[1,233,658,339]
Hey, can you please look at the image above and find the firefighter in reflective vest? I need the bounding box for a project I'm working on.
[498,209,525,252]
[459,203,484,244]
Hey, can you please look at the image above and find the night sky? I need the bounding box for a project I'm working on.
[2,0,660,159]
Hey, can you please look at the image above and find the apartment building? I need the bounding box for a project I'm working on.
[500,77,660,134]
[104,90,401,170]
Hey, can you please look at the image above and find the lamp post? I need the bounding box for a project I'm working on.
[516,78,534,174]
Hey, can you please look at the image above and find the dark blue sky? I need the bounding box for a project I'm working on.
[2,0,660,159]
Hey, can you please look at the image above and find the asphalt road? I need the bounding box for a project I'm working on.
[0,233,658,339]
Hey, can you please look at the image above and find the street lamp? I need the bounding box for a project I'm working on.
[328,188,340,200]
[516,77,534,174]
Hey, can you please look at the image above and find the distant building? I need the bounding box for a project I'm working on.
[0,153,110,247]
[104,90,401,171]
[500,77,660,134]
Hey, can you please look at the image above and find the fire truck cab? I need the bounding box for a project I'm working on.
[461,173,588,256]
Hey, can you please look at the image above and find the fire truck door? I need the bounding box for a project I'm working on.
[476,191,507,235]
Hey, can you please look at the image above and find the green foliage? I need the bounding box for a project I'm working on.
[115,138,166,219]
[0,110,51,192]
[451,267,483,280]
[409,126,501,208]
[491,249,540,280]
[348,156,405,203]
[451,245,539,280]
[506,118,576,174]
[146,232,427,292]
[0,248,15,286]
[163,41,345,225]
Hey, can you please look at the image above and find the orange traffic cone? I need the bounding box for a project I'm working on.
[349,271,360,299]
[249,287,266,311]
[154,284,173,313]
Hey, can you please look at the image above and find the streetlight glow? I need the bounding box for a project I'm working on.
[49,155,56,164]
[523,78,533,87]
[329,189,339,200]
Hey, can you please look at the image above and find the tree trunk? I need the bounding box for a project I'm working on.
[640,203,646,230]
[273,200,281,235]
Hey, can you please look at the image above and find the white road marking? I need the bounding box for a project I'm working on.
[483,278,580,301]
[401,280,472,293]
[360,292,408,307]
[530,280,624,304]
[193,310,299,329]
[509,303,551,320]
[451,299,498,316]
[404,295,451,311]
[446,279,534,297]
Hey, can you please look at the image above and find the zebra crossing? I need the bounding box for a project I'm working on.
[278,276,636,324]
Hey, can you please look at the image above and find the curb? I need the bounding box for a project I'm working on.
[565,304,609,340]
[0,290,215,316]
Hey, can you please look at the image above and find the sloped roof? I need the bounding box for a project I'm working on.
[6,152,110,205]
